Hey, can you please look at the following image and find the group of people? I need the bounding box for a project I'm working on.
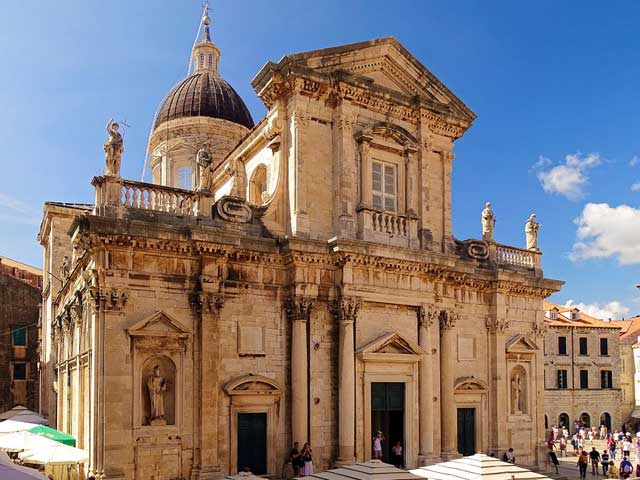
[288,442,314,477]
[546,422,640,478]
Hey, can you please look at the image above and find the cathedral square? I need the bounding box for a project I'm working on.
[2,3,640,480]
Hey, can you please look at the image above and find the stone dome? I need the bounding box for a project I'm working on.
[153,71,254,130]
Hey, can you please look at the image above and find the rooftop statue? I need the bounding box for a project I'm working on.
[104,118,124,177]
[481,202,496,242]
[525,214,540,251]
[196,147,214,192]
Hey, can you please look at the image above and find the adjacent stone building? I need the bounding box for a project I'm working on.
[38,9,562,479]
[543,302,622,432]
[615,316,640,427]
[0,256,42,413]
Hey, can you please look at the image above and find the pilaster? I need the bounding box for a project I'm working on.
[439,308,460,459]
[418,305,439,464]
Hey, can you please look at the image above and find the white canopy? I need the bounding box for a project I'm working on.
[410,454,551,480]
[0,451,46,479]
[0,407,48,425]
[19,442,89,465]
[299,459,422,480]
[0,432,56,453]
[0,420,38,434]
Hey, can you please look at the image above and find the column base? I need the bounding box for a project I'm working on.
[440,450,462,461]
[417,454,442,466]
[192,465,223,480]
[334,458,355,468]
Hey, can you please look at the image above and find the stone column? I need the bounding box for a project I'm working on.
[286,298,313,445]
[333,297,361,465]
[357,136,373,208]
[192,291,224,478]
[439,309,459,459]
[418,305,437,464]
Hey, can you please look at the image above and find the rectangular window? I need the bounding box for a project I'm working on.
[208,54,213,67]
[11,362,26,381]
[558,336,567,355]
[371,160,397,212]
[580,370,589,389]
[12,326,27,347]
[600,338,609,356]
[178,166,192,190]
[579,337,588,355]
[557,369,568,389]
[199,53,204,68]
[601,370,613,389]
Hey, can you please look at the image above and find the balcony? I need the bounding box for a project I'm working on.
[356,207,419,249]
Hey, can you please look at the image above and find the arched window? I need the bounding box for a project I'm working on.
[544,414,549,429]
[600,412,612,430]
[249,164,268,205]
[580,412,591,428]
[558,412,570,430]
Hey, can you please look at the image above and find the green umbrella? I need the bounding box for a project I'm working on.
[26,426,76,447]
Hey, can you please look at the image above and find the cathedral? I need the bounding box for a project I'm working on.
[38,7,562,480]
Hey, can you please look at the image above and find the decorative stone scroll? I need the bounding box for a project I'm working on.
[214,196,253,223]
[467,240,489,260]
[331,297,362,323]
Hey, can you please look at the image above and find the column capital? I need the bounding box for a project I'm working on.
[418,304,438,328]
[486,317,510,334]
[439,309,459,332]
[441,150,455,162]
[332,296,362,324]
[531,320,548,338]
[285,296,314,322]
[190,291,224,316]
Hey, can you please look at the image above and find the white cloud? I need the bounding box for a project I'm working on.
[534,152,601,201]
[570,202,640,265]
[631,155,640,167]
[564,299,630,320]
[0,192,40,225]
[631,182,640,192]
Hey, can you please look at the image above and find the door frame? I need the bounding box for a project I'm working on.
[236,412,268,474]
[453,378,488,456]
[456,407,476,456]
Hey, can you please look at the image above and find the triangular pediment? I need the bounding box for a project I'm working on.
[506,334,539,353]
[285,37,476,122]
[356,332,425,356]
[127,311,192,338]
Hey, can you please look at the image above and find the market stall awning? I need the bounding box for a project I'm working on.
[26,426,75,447]
[411,454,551,480]
[0,451,47,479]
[0,420,38,434]
[19,443,89,466]
[0,432,56,453]
[299,459,422,480]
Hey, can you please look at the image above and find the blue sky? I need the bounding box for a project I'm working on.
[1,1,638,318]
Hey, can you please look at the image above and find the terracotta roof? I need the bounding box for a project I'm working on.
[618,317,640,344]
[544,301,621,330]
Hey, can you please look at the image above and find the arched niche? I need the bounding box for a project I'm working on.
[558,412,570,430]
[141,355,176,426]
[248,164,268,206]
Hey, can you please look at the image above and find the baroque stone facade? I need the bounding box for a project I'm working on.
[542,303,622,432]
[38,11,562,480]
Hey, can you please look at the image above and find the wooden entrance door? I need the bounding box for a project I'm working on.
[457,408,475,456]
[237,412,267,474]
[371,382,405,465]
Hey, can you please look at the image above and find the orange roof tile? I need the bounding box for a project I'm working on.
[544,301,621,330]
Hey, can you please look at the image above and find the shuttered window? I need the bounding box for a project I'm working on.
[372,161,397,212]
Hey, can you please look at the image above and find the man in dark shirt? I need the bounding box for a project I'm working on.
[589,447,600,475]
[601,450,610,476]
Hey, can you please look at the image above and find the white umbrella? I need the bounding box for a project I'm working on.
[19,442,89,465]
[0,432,56,453]
[0,451,47,479]
[0,420,38,434]
[0,407,48,425]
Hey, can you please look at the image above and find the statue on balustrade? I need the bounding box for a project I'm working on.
[196,147,215,192]
[481,202,496,242]
[525,214,540,251]
[226,157,247,200]
[104,118,124,177]
[147,365,167,426]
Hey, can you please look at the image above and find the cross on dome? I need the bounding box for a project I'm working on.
[190,2,220,75]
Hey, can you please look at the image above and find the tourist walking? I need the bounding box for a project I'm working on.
[549,450,560,474]
[578,450,589,479]
[560,435,567,457]
[590,447,601,475]
[623,438,632,459]
[392,441,403,468]
[602,450,610,476]
[619,456,633,479]
[301,443,313,476]
[609,461,618,479]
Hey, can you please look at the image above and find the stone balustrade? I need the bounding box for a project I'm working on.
[494,244,540,269]
[357,207,419,249]
[92,176,213,218]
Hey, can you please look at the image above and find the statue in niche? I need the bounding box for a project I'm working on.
[196,147,214,192]
[511,371,524,414]
[525,213,541,251]
[104,118,124,176]
[226,157,247,200]
[60,255,70,280]
[481,202,496,242]
[147,365,167,425]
